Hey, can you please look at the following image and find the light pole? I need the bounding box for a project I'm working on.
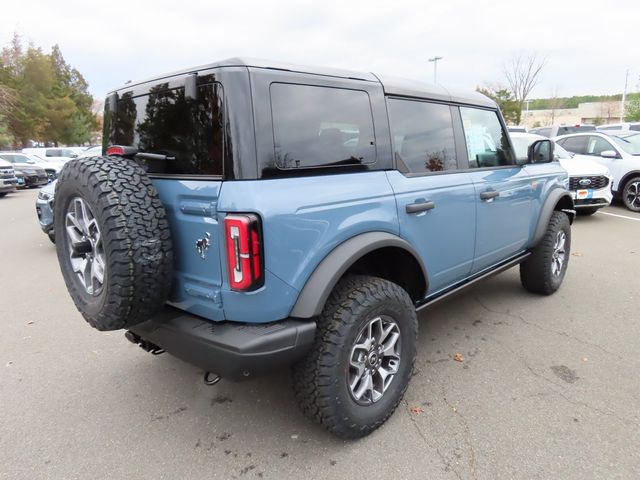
[428,56,443,84]
[620,68,629,122]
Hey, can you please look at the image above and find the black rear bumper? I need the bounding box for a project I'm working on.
[128,307,316,381]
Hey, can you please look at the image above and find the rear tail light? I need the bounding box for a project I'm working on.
[106,145,138,157]
[224,214,263,291]
[106,145,124,156]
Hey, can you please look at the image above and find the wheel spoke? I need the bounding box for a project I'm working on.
[65,197,105,296]
[382,332,400,357]
[353,371,373,401]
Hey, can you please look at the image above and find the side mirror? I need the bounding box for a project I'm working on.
[600,150,618,159]
[527,139,554,164]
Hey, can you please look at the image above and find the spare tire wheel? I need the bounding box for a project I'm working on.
[54,156,173,331]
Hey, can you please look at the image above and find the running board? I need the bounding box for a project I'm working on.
[415,252,531,312]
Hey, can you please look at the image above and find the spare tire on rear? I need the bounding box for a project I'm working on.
[54,156,173,331]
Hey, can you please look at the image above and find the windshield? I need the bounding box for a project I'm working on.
[610,134,640,155]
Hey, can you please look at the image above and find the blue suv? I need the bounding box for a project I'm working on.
[54,58,574,438]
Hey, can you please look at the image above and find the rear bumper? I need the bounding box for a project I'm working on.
[128,307,316,381]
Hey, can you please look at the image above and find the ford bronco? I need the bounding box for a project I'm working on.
[54,58,574,438]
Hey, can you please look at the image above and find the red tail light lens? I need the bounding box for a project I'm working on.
[225,214,263,291]
[106,145,125,156]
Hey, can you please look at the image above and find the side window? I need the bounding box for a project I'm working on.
[270,83,376,169]
[630,125,640,131]
[460,107,514,168]
[46,149,61,157]
[586,136,614,155]
[387,98,457,173]
[557,136,587,154]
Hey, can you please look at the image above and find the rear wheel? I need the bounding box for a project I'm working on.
[0,193,6,197]
[622,176,640,212]
[292,275,417,438]
[520,211,571,295]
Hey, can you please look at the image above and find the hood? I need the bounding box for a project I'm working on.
[40,179,57,195]
[558,156,610,177]
[0,159,12,168]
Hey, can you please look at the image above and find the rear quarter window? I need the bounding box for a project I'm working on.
[269,83,376,170]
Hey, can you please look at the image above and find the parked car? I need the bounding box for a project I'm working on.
[0,152,49,188]
[596,122,640,133]
[530,124,596,137]
[53,58,574,438]
[2,152,62,182]
[511,132,612,215]
[22,147,79,162]
[507,125,527,133]
[554,132,640,211]
[35,180,56,243]
[76,146,103,158]
[0,158,17,197]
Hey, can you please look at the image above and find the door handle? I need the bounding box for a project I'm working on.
[480,191,500,201]
[406,201,435,214]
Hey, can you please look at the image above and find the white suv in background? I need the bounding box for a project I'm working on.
[554,132,640,212]
[511,132,612,216]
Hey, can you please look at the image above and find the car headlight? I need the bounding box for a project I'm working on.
[38,191,53,201]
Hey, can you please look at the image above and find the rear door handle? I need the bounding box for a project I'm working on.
[480,191,500,201]
[406,201,435,214]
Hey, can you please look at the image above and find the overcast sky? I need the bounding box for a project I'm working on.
[4,0,639,101]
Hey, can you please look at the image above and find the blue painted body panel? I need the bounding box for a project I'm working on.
[385,170,476,294]
[152,179,225,321]
[216,171,399,322]
[467,167,534,272]
[152,164,566,324]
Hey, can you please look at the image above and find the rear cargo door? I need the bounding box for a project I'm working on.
[153,179,224,320]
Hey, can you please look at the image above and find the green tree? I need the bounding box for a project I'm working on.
[0,34,96,146]
[624,93,640,122]
[477,86,520,124]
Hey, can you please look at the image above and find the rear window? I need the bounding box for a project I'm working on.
[270,83,376,170]
[105,82,224,176]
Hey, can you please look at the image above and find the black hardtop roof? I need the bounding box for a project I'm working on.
[110,57,495,108]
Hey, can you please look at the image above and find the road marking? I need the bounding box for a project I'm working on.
[598,211,640,222]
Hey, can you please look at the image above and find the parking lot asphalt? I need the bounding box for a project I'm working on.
[1,188,639,480]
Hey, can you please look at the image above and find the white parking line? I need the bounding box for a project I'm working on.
[598,211,640,222]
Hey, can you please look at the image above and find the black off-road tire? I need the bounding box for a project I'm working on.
[520,211,571,295]
[576,207,599,216]
[622,176,640,212]
[54,156,173,331]
[292,275,418,439]
[0,192,7,197]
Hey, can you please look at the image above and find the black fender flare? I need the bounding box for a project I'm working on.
[532,189,575,247]
[289,232,428,318]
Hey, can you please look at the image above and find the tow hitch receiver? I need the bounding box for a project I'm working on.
[124,331,165,355]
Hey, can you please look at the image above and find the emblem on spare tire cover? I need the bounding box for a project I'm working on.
[579,178,592,186]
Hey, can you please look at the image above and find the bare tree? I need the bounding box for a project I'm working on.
[504,53,547,123]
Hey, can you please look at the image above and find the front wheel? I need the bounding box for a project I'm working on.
[520,211,571,295]
[292,275,417,438]
[622,176,640,212]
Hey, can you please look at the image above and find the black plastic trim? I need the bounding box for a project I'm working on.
[416,252,530,311]
[129,307,316,381]
[290,231,428,318]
